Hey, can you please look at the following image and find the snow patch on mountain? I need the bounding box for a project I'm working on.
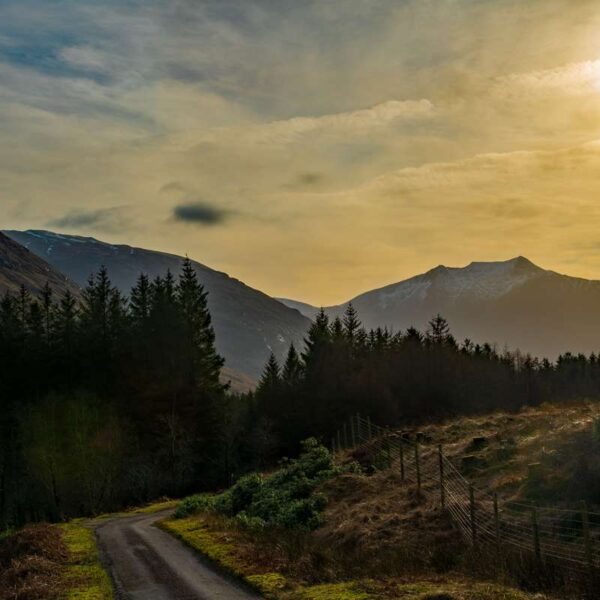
[372,257,544,309]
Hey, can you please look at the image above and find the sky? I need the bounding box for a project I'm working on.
[3,0,600,305]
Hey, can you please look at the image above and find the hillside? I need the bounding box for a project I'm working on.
[4,230,311,380]
[0,232,79,297]
[280,257,600,359]
[166,401,600,600]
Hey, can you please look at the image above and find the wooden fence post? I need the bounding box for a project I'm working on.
[415,442,421,494]
[531,507,541,561]
[582,501,593,572]
[469,484,477,545]
[385,428,392,468]
[399,439,405,481]
[438,445,445,508]
[493,492,500,551]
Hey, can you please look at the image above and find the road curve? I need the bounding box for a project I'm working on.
[95,511,262,600]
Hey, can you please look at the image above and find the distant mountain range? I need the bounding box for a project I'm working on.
[4,230,310,381]
[5,227,600,373]
[279,256,600,359]
[0,231,80,298]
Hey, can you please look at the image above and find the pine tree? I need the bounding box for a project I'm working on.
[130,274,151,325]
[427,314,450,345]
[301,308,331,366]
[176,257,224,390]
[282,343,302,384]
[258,353,281,392]
[342,302,361,341]
[330,316,344,340]
[41,283,54,345]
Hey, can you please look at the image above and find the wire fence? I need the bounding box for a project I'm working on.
[331,414,600,576]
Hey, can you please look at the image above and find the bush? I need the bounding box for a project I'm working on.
[176,438,340,529]
[174,494,215,518]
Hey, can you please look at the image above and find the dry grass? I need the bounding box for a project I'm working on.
[163,402,600,599]
[0,524,68,600]
[352,400,600,506]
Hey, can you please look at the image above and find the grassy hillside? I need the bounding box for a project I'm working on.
[163,403,600,599]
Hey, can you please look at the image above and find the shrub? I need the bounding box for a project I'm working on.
[174,494,215,519]
[176,438,340,529]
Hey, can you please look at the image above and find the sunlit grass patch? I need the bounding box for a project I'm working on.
[287,581,374,599]
[59,522,112,599]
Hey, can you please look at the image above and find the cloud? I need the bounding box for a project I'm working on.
[48,207,129,231]
[173,202,230,226]
[494,59,600,98]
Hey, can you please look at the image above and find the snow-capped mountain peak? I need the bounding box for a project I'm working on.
[373,257,545,309]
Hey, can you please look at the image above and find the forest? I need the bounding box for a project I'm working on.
[1,261,600,529]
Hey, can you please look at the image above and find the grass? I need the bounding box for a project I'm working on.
[161,507,547,600]
[59,521,112,600]
[56,497,178,599]
[163,403,600,599]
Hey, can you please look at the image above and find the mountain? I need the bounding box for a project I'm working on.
[279,256,600,359]
[0,232,80,297]
[5,230,310,380]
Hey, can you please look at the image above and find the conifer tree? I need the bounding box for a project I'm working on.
[427,314,450,345]
[342,302,361,341]
[282,343,302,384]
[176,257,224,390]
[258,353,281,393]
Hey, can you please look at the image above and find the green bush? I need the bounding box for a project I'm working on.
[176,438,340,529]
[174,493,215,518]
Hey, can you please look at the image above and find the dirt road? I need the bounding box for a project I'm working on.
[95,511,262,599]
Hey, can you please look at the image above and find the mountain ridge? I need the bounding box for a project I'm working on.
[4,229,311,380]
[279,257,600,359]
[0,231,80,298]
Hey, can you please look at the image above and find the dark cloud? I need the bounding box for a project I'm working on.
[48,207,127,231]
[173,201,229,226]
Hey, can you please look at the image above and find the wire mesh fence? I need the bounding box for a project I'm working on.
[331,414,600,576]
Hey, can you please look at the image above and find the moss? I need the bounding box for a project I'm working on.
[287,582,373,599]
[59,522,112,600]
[247,573,288,594]
[160,517,248,577]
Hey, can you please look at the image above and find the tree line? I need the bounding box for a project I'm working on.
[251,305,600,459]
[0,260,238,528]
[2,265,600,528]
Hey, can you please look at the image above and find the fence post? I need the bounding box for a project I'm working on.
[367,416,373,440]
[385,428,392,468]
[399,438,405,481]
[493,492,500,551]
[438,445,445,508]
[415,442,421,494]
[582,501,593,572]
[469,484,477,545]
[350,417,356,447]
[343,423,349,449]
[531,507,541,561]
